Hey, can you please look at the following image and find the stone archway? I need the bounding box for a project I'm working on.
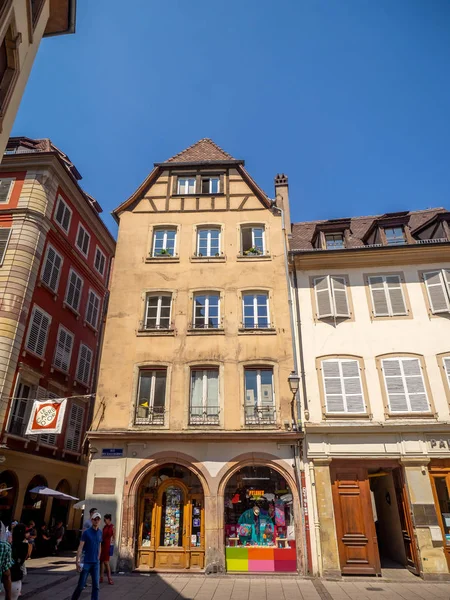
[21,474,48,527]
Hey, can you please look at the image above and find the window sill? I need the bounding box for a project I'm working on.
[172,193,225,198]
[50,365,70,379]
[22,349,45,364]
[145,256,180,264]
[324,413,370,419]
[137,328,175,337]
[385,412,437,419]
[238,328,276,335]
[190,256,226,263]
[63,302,81,319]
[73,378,90,389]
[83,320,99,335]
[244,423,278,429]
[133,423,167,428]
[37,280,58,300]
[187,328,225,335]
[237,254,272,261]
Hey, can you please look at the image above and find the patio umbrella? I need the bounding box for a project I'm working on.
[73,500,85,510]
[29,486,79,501]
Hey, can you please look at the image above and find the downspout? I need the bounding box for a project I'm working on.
[278,203,312,574]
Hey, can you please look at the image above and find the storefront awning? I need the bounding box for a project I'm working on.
[29,486,79,501]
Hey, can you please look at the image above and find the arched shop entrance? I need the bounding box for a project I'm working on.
[0,471,18,525]
[50,480,71,527]
[137,464,205,570]
[224,465,297,572]
[21,475,48,527]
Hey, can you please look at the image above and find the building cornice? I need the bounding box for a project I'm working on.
[304,421,450,434]
[88,430,304,442]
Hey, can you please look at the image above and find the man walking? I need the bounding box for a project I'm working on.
[71,511,102,600]
[82,508,98,532]
[0,538,13,600]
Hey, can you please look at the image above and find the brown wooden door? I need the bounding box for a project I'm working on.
[392,468,419,574]
[331,465,381,575]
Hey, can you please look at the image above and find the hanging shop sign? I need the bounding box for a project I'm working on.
[25,398,67,435]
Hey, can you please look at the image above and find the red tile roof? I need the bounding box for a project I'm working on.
[290,208,448,250]
[164,138,236,163]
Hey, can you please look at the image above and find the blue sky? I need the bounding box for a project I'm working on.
[12,0,450,236]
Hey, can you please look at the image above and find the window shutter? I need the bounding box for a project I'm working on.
[403,358,429,412]
[42,246,62,292]
[86,291,100,328]
[443,357,450,389]
[314,276,333,318]
[0,228,11,264]
[66,271,82,311]
[369,276,390,316]
[64,403,84,452]
[0,178,13,203]
[39,391,58,445]
[76,345,92,386]
[424,271,450,313]
[322,361,345,412]
[386,276,407,316]
[382,358,430,413]
[26,308,51,356]
[54,328,73,372]
[322,359,365,413]
[341,360,365,412]
[331,276,350,317]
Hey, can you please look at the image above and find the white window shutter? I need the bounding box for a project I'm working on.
[331,276,350,317]
[443,357,450,389]
[0,178,13,203]
[403,358,429,412]
[341,360,365,412]
[64,403,84,452]
[369,276,390,316]
[76,345,92,386]
[382,358,430,413]
[54,328,73,372]
[314,276,333,318]
[26,308,51,356]
[322,361,345,412]
[424,271,450,314]
[386,276,407,316]
[0,228,11,264]
[382,359,408,412]
[42,246,62,292]
[38,391,58,445]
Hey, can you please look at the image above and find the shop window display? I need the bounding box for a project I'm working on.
[224,466,297,572]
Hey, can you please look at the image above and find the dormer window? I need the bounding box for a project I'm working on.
[177,177,196,195]
[201,176,220,194]
[325,234,344,250]
[384,227,405,246]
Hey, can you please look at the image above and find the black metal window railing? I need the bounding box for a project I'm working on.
[244,405,276,425]
[189,406,220,425]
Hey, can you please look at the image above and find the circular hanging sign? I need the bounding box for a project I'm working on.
[35,405,57,428]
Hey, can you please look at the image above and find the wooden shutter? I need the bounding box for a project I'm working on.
[331,276,350,317]
[76,344,92,386]
[64,403,84,452]
[41,245,62,292]
[369,275,407,317]
[385,275,407,315]
[86,291,100,328]
[38,390,58,445]
[53,327,73,372]
[322,359,365,413]
[314,276,333,318]
[423,271,450,313]
[382,358,429,413]
[66,270,82,311]
[443,357,450,389]
[368,276,390,316]
[0,178,13,203]
[26,307,51,356]
[0,228,11,264]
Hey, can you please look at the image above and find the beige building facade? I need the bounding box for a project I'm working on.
[86,139,305,573]
[0,0,76,157]
[290,208,450,579]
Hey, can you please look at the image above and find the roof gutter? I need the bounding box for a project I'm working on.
[289,240,450,256]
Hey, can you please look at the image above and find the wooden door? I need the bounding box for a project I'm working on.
[392,468,419,574]
[155,480,189,569]
[331,465,381,575]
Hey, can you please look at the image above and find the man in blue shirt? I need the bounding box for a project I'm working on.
[71,511,103,600]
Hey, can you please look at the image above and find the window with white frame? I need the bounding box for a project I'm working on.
[190,369,219,425]
[76,344,93,386]
[313,275,350,319]
[201,176,220,194]
[197,228,221,257]
[241,226,265,255]
[65,269,83,312]
[144,294,172,329]
[0,177,14,203]
[25,305,51,357]
[325,233,344,249]
[177,177,196,195]
[135,369,166,425]
[368,275,407,317]
[381,357,430,413]
[321,358,366,414]
[193,293,220,329]
[38,388,58,446]
[41,244,63,293]
[76,223,90,257]
[242,292,270,328]
[64,403,85,452]
[0,227,11,265]
[85,289,101,329]
[384,226,406,246]
[94,246,106,276]
[53,326,74,372]
[423,269,450,314]
[54,195,72,234]
[244,368,276,424]
[443,357,450,390]
[8,381,33,437]
[152,228,177,257]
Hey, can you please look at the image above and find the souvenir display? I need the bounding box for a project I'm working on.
[162,486,182,547]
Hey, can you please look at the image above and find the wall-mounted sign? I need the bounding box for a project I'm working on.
[248,490,264,496]
[101,448,124,458]
[426,437,450,452]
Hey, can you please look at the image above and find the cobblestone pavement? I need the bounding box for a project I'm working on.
[20,554,450,600]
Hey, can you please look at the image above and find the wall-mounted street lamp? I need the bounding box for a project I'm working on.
[288,372,300,431]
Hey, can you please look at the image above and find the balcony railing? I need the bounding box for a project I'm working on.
[189,406,220,425]
[245,405,277,425]
[135,406,165,426]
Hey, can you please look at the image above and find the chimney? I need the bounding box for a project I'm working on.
[274,173,291,233]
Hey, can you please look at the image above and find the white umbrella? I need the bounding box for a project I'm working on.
[29,486,79,501]
[73,500,85,510]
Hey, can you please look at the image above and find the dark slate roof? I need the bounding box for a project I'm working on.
[290,208,447,251]
[164,138,236,163]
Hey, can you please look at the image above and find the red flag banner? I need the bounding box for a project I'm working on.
[25,398,67,435]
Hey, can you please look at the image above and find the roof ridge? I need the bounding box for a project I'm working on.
[164,138,235,163]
